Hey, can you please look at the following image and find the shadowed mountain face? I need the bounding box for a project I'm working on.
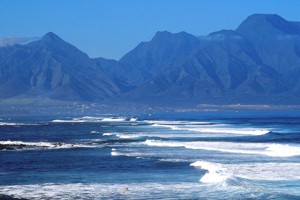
[124,30,285,104]
[118,31,201,86]
[0,14,300,105]
[236,14,300,75]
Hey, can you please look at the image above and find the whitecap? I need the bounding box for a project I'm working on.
[0,122,20,126]
[111,151,121,156]
[190,161,230,184]
[129,118,138,122]
[189,127,269,136]
[191,160,300,182]
[116,134,139,139]
[101,118,126,122]
[264,144,300,157]
[0,122,40,126]
[90,131,99,134]
[146,120,269,136]
[52,119,86,123]
[0,140,54,148]
[144,140,300,158]
[114,132,201,139]
[52,116,126,123]
[103,132,143,139]
[103,132,119,136]
[144,120,210,125]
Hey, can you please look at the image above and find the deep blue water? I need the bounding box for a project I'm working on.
[0,112,300,199]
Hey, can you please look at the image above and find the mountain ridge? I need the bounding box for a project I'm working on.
[0,14,300,106]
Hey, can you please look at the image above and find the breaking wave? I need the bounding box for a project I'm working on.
[191,160,300,184]
[145,120,270,136]
[52,116,128,123]
[144,140,300,157]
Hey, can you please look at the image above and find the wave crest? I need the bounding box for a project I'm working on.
[144,140,300,157]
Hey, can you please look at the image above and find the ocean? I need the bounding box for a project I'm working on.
[0,111,300,199]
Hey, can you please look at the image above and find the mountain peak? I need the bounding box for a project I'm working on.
[244,13,281,20]
[236,14,300,37]
[153,31,195,39]
[36,31,82,54]
[41,32,64,43]
[154,31,172,36]
[237,14,284,27]
[152,31,173,41]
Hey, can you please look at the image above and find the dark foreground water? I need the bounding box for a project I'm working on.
[0,112,300,199]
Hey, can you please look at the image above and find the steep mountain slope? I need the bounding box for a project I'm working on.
[0,32,121,101]
[236,14,300,86]
[119,31,201,86]
[93,57,134,92]
[125,30,284,104]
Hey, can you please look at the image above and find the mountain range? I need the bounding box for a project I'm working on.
[1,14,300,106]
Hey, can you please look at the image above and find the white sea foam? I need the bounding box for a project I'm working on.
[0,141,54,148]
[145,120,210,125]
[52,119,87,123]
[0,141,96,150]
[232,162,300,181]
[52,116,127,123]
[264,144,300,157]
[191,160,300,183]
[90,131,99,134]
[110,150,137,157]
[144,140,300,157]
[129,118,138,122]
[101,117,126,122]
[0,122,40,126]
[114,132,203,139]
[103,132,146,139]
[103,132,119,136]
[147,120,269,136]
[0,122,21,126]
[116,134,138,139]
[189,127,269,135]
[1,181,299,200]
[148,120,203,131]
[111,151,121,156]
[0,183,203,200]
[110,148,153,158]
[190,161,230,184]
[111,148,125,156]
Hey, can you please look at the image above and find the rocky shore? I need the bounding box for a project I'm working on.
[0,194,28,200]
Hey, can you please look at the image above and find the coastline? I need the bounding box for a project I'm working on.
[0,194,28,200]
[0,101,300,117]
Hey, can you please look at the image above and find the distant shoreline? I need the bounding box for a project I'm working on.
[0,103,300,116]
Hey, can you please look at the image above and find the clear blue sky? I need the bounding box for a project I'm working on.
[1,0,300,60]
